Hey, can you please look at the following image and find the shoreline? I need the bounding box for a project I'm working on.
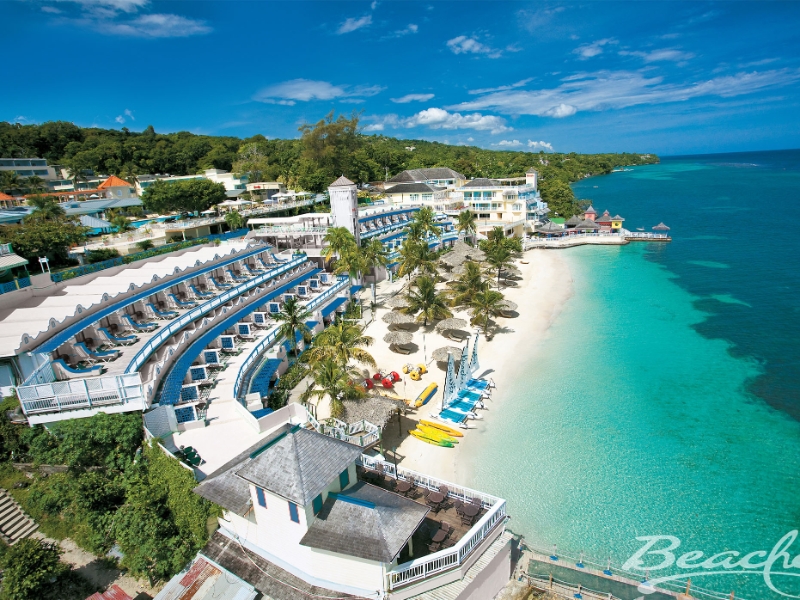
[368,248,575,486]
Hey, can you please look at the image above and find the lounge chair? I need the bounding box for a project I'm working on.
[242,262,261,276]
[147,303,178,320]
[51,358,103,380]
[168,293,197,309]
[122,314,158,332]
[226,268,247,282]
[74,341,119,363]
[97,327,137,346]
[209,276,231,291]
[189,284,214,299]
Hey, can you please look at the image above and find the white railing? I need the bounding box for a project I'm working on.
[21,356,56,386]
[166,200,316,231]
[305,408,381,447]
[624,232,671,239]
[125,257,306,373]
[17,373,144,415]
[357,456,507,590]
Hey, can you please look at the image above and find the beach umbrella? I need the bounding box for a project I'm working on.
[653,222,671,231]
[440,252,466,267]
[382,311,415,325]
[384,331,413,345]
[499,300,518,312]
[386,295,410,308]
[435,318,467,332]
[432,346,462,362]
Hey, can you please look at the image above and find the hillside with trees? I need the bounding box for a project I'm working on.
[0,114,658,218]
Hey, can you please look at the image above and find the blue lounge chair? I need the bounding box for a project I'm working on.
[52,358,104,379]
[97,327,137,346]
[190,284,214,298]
[257,256,271,270]
[226,268,247,282]
[466,378,491,391]
[147,303,178,320]
[209,276,231,290]
[122,314,157,332]
[271,253,288,263]
[168,293,197,309]
[74,342,119,363]
[242,262,260,276]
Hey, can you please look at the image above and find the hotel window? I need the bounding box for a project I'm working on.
[255,487,267,508]
[288,501,300,523]
[312,494,323,515]
[339,467,350,489]
[422,194,432,201]
[410,194,419,201]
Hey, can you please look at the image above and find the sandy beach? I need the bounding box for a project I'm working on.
[348,247,575,487]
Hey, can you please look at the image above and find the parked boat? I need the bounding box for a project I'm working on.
[418,425,459,444]
[419,419,465,437]
[409,429,454,447]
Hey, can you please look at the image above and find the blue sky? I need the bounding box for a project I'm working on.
[3,1,800,155]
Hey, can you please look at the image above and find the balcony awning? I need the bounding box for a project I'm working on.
[0,253,28,270]
[350,285,363,296]
[320,297,348,318]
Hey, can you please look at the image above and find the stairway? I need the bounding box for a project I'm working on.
[0,488,39,545]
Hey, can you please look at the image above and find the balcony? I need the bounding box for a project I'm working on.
[357,455,508,591]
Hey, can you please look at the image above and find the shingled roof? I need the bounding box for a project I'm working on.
[300,482,429,562]
[235,426,363,506]
[387,167,464,184]
[384,182,444,194]
[330,175,356,187]
[462,178,500,188]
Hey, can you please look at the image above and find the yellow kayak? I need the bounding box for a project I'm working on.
[409,429,455,448]
[418,425,459,444]
[419,419,464,437]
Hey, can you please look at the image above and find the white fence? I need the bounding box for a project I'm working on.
[17,373,145,415]
[358,455,508,590]
[306,408,380,448]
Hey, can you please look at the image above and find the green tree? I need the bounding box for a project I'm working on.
[224,210,244,231]
[1,171,23,195]
[320,226,357,265]
[306,322,376,368]
[359,237,389,305]
[469,289,506,335]
[136,239,155,251]
[297,111,362,192]
[301,358,365,419]
[111,215,130,233]
[85,248,121,264]
[404,275,452,325]
[447,260,489,307]
[413,206,441,239]
[141,179,226,215]
[25,195,65,221]
[274,297,312,359]
[22,175,46,193]
[397,239,438,281]
[540,178,580,218]
[0,217,86,266]
[485,245,514,289]
[0,538,67,600]
[456,210,477,243]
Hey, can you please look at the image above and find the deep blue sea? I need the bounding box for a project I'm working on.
[462,150,800,600]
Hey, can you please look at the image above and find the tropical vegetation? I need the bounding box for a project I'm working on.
[273,297,313,359]
[469,289,507,336]
[141,178,226,215]
[404,275,453,326]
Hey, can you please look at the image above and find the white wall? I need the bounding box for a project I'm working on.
[329,184,360,245]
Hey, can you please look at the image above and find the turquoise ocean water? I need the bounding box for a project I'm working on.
[462,151,800,599]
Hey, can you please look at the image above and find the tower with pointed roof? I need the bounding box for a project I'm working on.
[328,175,360,245]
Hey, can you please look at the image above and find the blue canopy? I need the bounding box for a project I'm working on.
[320,297,348,318]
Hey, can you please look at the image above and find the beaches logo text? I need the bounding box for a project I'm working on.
[623,531,800,597]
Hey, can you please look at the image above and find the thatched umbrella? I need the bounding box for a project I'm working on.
[653,222,671,231]
[435,318,467,332]
[382,311,415,326]
[384,331,413,345]
[432,346,462,362]
[440,252,466,267]
[342,396,406,429]
[386,295,410,308]
[499,300,518,313]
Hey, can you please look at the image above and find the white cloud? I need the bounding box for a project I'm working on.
[467,137,474,142]
[366,108,510,134]
[100,13,210,37]
[446,36,502,59]
[517,6,565,32]
[41,6,62,13]
[371,0,378,9]
[574,38,616,59]
[393,23,418,36]
[528,140,554,151]
[59,0,150,13]
[13,116,29,124]
[115,115,125,124]
[124,108,134,120]
[391,93,434,103]
[254,79,384,105]
[338,15,372,34]
[619,48,694,63]
[469,78,533,95]
[494,139,522,147]
[451,68,800,118]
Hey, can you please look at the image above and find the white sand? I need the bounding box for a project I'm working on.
[364,248,574,487]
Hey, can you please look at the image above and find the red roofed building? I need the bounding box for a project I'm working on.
[0,192,18,209]
[24,175,138,203]
[97,176,132,190]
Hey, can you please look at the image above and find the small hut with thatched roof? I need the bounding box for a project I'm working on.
[342,395,406,430]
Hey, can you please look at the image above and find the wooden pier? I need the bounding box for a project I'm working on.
[625,232,672,242]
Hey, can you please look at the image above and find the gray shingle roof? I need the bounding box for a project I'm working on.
[330,175,356,187]
[385,183,445,194]
[387,168,465,184]
[462,178,500,188]
[564,215,583,226]
[300,482,429,563]
[235,426,363,506]
[575,219,600,230]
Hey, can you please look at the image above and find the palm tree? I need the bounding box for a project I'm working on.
[414,206,441,240]
[68,166,86,191]
[448,260,489,307]
[470,289,506,336]
[301,358,365,419]
[321,226,357,265]
[485,246,513,289]
[1,172,22,196]
[359,238,389,305]
[122,167,140,190]
[404,275,452,325]
[456,210,477,244]
[25,195,65,221]
[306,322,376,368]
[274,297,313,359]
[23,175,46,193]
[398,239,438,281]
[405,221,425,243]
[111,215,131,233]
[224,210,245,231]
